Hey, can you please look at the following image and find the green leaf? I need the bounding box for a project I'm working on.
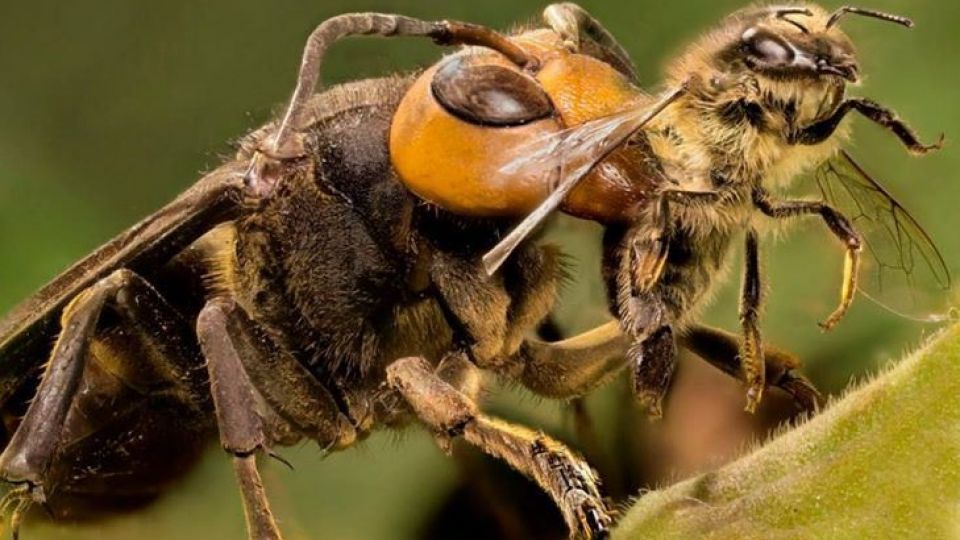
[614,323,960,539]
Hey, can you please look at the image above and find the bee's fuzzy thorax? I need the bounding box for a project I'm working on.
[651,2,856,197]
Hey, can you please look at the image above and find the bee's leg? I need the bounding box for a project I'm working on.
[273,13,537,152]
[610,218,678,419]
[753,189,863,330]
[789,98,942,154]
[739,229,765,412]
[542,3,638,82]
[679,325,822,412]
[386,356,611,539]
[628,197,671,293]
[197,298,356,540]
[0,269,204,532]
[627,322,677,419]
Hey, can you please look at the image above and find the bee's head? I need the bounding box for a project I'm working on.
[715,5,913,85]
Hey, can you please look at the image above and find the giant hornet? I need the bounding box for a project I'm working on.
[0,3,949,539]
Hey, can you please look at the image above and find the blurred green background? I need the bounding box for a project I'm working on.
[0,1,957,538]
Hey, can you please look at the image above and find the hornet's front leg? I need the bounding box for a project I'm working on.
[753,188,863,330]
[387,357,611,539]
[514,321,822,412]
[788,97,943,154]
[679,325,822,412]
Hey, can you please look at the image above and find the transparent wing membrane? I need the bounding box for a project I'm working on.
[500,101,654,180]
[814,150,953,322]
[483,86,686,275]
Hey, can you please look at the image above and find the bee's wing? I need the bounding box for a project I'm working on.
[814,150,953,322]
[483,85,686,274]
[0,162,246,401]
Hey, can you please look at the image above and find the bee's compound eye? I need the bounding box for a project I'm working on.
[741,29,794,65]
[754,38,793,63]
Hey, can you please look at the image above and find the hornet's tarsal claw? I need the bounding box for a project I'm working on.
[0,483,41,540]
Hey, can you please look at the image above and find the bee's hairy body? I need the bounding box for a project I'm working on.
[631,41,849,328]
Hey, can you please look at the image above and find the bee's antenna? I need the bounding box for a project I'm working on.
[771,7,813,19]
[826,7,914,30]
[764,7,813,33]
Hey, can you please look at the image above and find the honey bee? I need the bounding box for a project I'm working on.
[476,3,950,418]
[0,3,948,540]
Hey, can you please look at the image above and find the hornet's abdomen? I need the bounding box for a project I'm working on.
[389,33,663,223]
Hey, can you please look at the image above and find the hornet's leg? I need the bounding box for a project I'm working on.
[542,2,639,82]
[515,321,629,399]
[387,357,611,539]
[429,240,566,371]
[0,269,205,535]
[430,351,484,454]
[501,244,565,356]
[513,320,821,411]
[753,188,863,330]
[197,298,355,540]
[428,247,520,371]
[679,325,822,412]
[197,304,280,540]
